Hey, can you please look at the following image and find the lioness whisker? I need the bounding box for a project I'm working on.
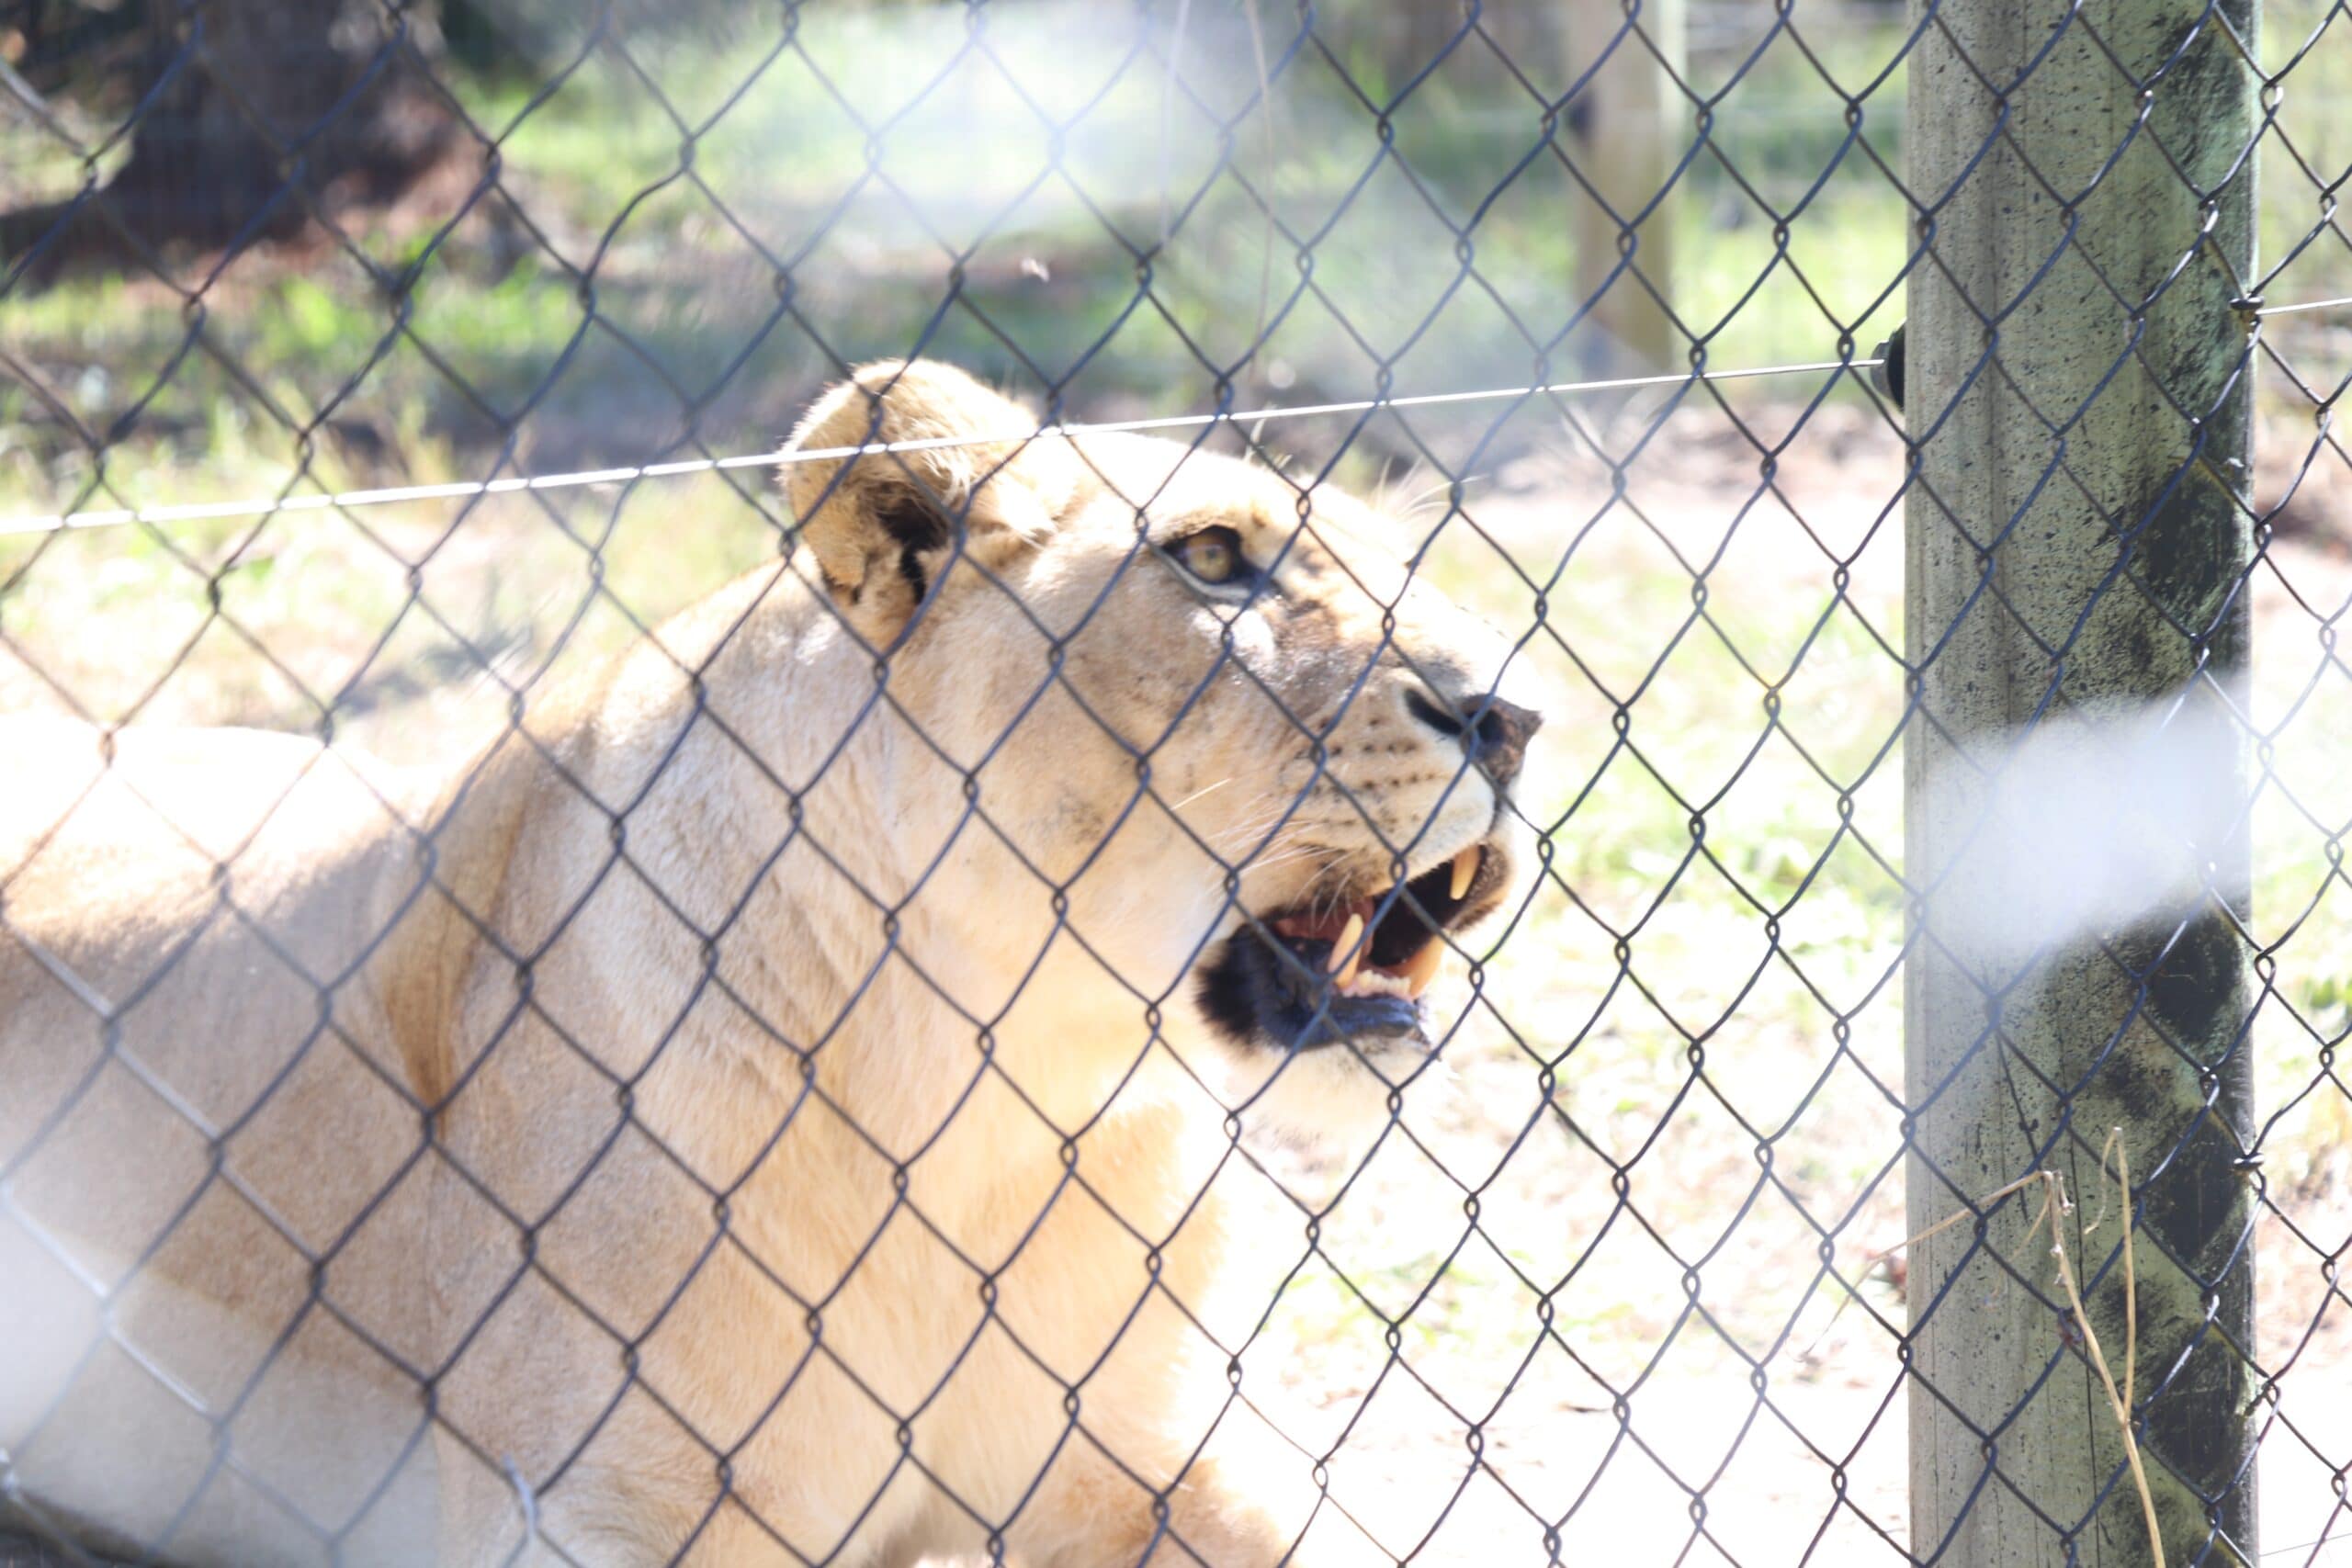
[1168,777,1235,812]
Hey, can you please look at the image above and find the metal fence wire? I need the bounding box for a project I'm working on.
[1,0,2348,1563]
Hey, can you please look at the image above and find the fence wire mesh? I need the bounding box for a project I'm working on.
[0,0,2346,1564]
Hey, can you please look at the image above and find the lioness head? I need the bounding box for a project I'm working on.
[780,361,1542,1141]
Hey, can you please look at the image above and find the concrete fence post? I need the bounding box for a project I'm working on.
[1902,0,2261,1559]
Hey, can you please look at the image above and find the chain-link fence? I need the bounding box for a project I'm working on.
[2,0,2348,1562]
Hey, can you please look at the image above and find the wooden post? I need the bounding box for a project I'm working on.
[1562,0,1686,373]
[1903,0,2260,1559]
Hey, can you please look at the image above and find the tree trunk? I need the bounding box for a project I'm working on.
[2,0,459,286]
[1562,0,1686,374]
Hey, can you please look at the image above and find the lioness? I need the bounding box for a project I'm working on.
[0,361,1541,1566]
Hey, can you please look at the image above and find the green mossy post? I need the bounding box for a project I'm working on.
[1902,0,2260,1559]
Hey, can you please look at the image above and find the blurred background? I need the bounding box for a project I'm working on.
[4,0,2350,1559]
[0,0,1924,528]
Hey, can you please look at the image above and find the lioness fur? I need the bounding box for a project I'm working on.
[0,361,1540,1566]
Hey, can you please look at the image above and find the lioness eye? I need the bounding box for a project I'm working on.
[1174,526,1246,586]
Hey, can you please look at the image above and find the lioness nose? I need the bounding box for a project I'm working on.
[1405,687,1544,788]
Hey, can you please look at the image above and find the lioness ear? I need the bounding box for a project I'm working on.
[782,360,1086,640]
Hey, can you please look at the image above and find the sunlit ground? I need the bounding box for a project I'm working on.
[4,379,2346,1562]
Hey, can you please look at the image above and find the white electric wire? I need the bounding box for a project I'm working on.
[0,356,1881,539]
[2256,292,2352,319]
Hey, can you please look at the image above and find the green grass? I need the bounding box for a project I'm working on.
[1,2,1928,519]
[8,0,2343,533]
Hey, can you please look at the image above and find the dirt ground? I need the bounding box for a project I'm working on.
[1232,390,2352,1564]
[6,387,2348,1563]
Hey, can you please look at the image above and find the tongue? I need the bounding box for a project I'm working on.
[1271,897,1374,944]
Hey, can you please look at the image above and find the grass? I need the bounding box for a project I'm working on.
[0,0,1927,516]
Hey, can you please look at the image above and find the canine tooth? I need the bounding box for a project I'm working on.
[1402,940,1445,998]
[1450,847,1480,901]
[1329,913,1365,976]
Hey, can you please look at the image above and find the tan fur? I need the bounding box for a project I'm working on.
[0,362,1539,1566]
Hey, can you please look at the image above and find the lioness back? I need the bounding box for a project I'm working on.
[2,718,444,1562]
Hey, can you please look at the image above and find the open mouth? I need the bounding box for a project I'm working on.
[1195,839,1510,1054]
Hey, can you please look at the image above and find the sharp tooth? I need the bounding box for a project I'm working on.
[1329,912,1364,976]
[1402,939,1445,998]
[1450,846,1480,902]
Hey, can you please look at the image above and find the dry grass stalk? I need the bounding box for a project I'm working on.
[1833,1140,2161,1563]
